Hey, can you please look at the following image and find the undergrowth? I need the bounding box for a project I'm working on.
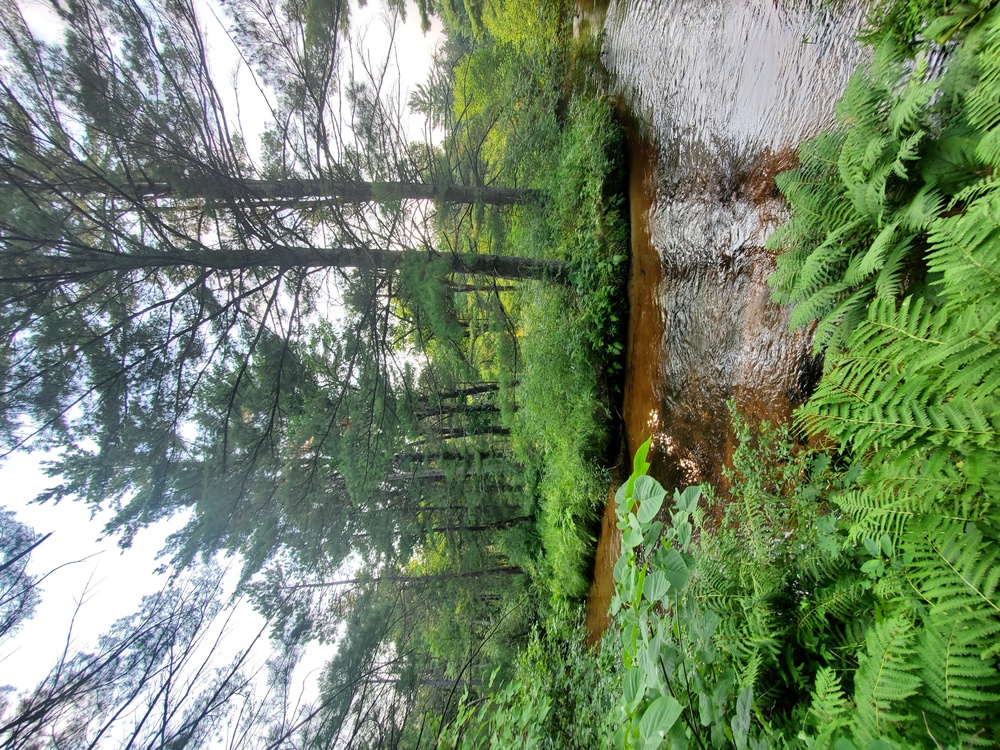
[435,609,620,748]
[511,91,627,604]
[459,0,1000,746]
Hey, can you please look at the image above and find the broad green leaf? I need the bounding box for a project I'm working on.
[676,520,692,550]
[644,521,664,556]
[713,668,736,710]
[613,552,629,584]
[640,695,683,748]
[635,475,667,523]
[654,547,691,592]
[676,485,702,513]
[624,527,644,549]
[625,667,647,713]
[615,482,628,511]
[643,570,670,603]
[732,686,752,750]
[610,593,622,616]
[659,641,681,679]
[634,438,652,476]
[621,566,638,602]
[863,537,880,558]
[668,720,691,750]
[699,690,714,727]
[638,643,663,693]
[634,567,647,608]
[879,534,893,557]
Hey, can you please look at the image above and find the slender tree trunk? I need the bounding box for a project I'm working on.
[450,283,515,293]
[283,566,523,590]
[412,402,500,420]
[7,246,570,283]
[383,462,517,483]
[393,448,504,464]
[431,383,501,400]
[0,532,52,575]
[426,426,511,440]
[429,515,533,534]
[26,176,538,205]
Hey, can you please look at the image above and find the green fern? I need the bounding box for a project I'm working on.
[908,518,1000,645]
[804,667,851,750]
[917,623,1000,747]
[767,15,1000,351]
[761,5,1000,748]
[851,616,922,744]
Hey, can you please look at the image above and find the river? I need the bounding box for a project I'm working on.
[583,0,871,641]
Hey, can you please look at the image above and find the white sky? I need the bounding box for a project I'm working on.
[1,0,441,712]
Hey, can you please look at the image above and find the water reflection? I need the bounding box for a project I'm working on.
[585,0,869,642]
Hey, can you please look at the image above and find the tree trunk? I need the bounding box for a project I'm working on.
[431,383,501,400]
[393,448,505,464]
[6,246,570,283]
[450,283,515,293]
[383,462,516,483]
[412,402,500,420]
[283,566,523,590]
[28,176,538,206]
[425,426,511,440]
[429,515,533,534]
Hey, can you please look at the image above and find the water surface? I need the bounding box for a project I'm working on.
[585,0,869,642]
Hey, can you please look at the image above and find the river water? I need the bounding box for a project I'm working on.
[584,0,870,641]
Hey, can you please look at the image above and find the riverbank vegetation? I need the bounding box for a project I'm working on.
[613,0,1000,746]
[440,0,1000,747]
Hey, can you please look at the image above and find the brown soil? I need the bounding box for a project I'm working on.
[584,132,662,646]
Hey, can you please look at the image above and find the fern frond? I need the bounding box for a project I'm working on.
[837,482,925,542]
[797,577,871,647]
[917,621,1000,746]
[851,615,922,744]
[926,192,1000,302]
[842,222,901,286]
[898,184,944,230]
[907,518,1000,633]
[887,58,935,137]
[805,667,851,750]
[976,126,1000,167]
[891,130,926,178]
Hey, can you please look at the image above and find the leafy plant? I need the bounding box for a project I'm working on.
[763,2,1000,745]
[435,610,621,749]
[610,439,770,750]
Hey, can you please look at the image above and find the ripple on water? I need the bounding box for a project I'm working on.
[584,0,870,643]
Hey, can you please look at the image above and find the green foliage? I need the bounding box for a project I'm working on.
[508,95,627,606]
[435,611,620,749]
[756,3,1000,746]
[442,27,627,607]
[513,282,609,601]
[608,409,998,747]
[860,0,998,52]
[553,97,629,373]
[610,440,775,749]
[766,7,1000,351]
